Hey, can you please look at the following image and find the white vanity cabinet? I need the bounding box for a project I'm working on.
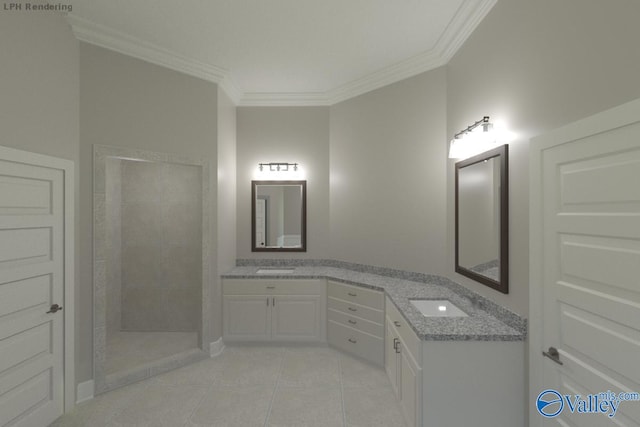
[385,296,525,427]
[327,281,385,365]
[223,279,326,342]
[385,297,422,427]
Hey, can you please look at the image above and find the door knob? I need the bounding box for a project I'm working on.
[542,346,563,365]
[47,304,63,314]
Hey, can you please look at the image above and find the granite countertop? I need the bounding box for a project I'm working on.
[222,265,526,342]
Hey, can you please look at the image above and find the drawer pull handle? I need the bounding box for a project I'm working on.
[348,319,357,325]
[348,338,357,344]
[348,292,357,297]
[393,338,399,351]
[266,286,275,289]
[393,321,401,327]
[348,307,357,312]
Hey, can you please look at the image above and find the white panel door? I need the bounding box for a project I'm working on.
[0,156,65,427]
[530,99,640,426]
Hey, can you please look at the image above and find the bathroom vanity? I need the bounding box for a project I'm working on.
[222,279,325,341]
[222,263,526,427]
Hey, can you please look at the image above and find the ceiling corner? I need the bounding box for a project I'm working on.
[67,14,229,85]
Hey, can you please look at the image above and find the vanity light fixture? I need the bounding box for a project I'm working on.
[258,162,298,172]
[449,116,500,160]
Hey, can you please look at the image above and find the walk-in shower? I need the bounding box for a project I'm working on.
[93,146,211,393]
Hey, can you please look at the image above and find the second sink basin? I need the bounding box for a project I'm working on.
[410,299,468,317]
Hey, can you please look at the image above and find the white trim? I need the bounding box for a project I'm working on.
[76,380,94,404]
[209,338,225,358]
[67,14,242,105]
[326,51,445,105]
[67,0,496,106]
[0,145,76,413]
[238,92,331,107]
[528,96,640,426]
[436,0,497,64]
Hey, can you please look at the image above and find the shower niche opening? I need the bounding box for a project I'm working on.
[94,146,211,393]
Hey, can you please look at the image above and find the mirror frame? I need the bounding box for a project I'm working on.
[251,180,307,252]
[455,144,509,293]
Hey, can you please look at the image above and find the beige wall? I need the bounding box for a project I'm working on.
[80,43,219,382]
[329,68,448,274]
[0,11,82,385]
[216,88,237,338]
[236,107,330,259]
[446,0,640,317]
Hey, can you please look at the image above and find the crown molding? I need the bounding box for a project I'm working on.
[68,0,496,107]
[436,0,497,62]
[67,14,242,104]
[239,0,496,106]
[238,92,331,107]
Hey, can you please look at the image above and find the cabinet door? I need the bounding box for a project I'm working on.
[271,295,322,341]
[223,295,271,341]
[400,347,420,427]
[385,317,400,397]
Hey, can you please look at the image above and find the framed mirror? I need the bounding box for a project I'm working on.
[455,145,508,293]
[252,180,307,252]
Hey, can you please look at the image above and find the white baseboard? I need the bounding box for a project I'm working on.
[76,380,94,404]
[209,338,225,357]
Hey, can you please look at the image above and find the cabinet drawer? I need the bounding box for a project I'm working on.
[386,297,421,362]
[327,308,383,338]
[327,281,383,310]
[328,320,383,366]
[328,297,384,325]
[223,279,323,295]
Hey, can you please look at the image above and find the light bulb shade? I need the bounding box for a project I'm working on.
[449,122,500,159]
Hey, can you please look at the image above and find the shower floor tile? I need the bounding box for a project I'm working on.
[105,331,198,375]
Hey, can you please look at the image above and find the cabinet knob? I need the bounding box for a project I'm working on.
[348,319,357,325]
[348,338,357,344]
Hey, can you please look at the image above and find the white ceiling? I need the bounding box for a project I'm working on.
[68,0,496,105]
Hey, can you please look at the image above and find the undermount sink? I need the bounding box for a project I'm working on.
[256,268,295,274]
[410,299,468,317]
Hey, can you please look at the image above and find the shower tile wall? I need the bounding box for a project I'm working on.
[105,158,122,336]
[118,160,202,332]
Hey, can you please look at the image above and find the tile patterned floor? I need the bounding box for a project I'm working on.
[52,345,408,427]
[105,331,199,375]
